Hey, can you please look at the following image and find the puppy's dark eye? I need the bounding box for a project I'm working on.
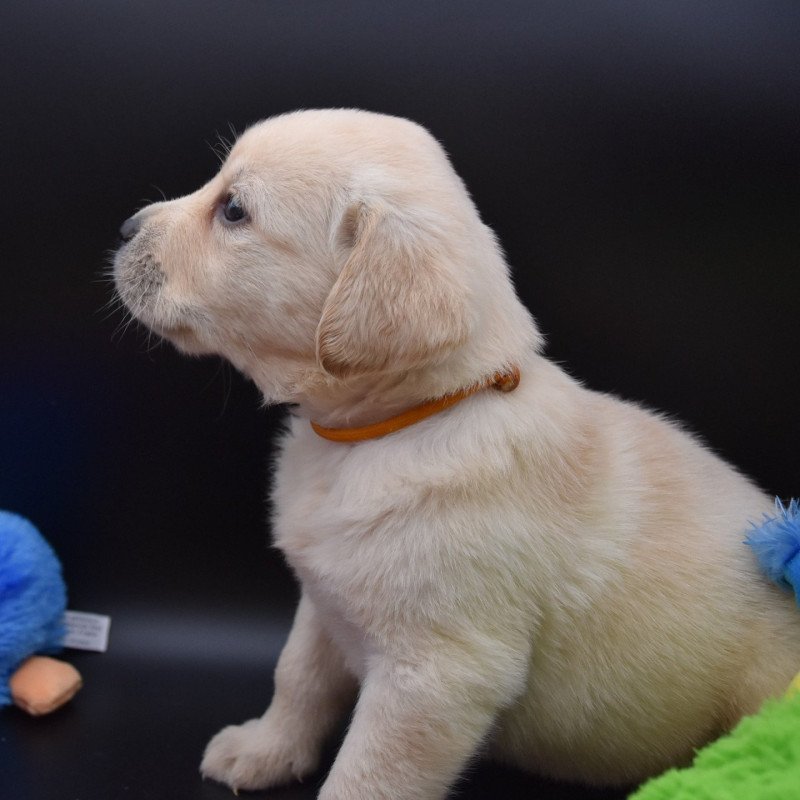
[221,194,247,223]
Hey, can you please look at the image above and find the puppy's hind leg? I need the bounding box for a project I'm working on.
[201,594,357,792]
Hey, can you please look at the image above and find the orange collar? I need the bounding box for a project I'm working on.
[310,367,521,443]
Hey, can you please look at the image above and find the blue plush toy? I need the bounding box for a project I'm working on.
[746,498,800,604]
[0,510,82,715]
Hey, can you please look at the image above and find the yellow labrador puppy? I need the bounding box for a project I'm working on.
[114,109,800,799]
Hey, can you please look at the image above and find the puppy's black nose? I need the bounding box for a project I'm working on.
[119,215,141,243]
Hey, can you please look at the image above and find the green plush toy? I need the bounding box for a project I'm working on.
[630,673,800,800]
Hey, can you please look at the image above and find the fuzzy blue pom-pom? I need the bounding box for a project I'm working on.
[745,498,800,604]
[0,511,67,707]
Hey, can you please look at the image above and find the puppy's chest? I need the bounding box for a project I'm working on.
[275,443,346,534]
[272,449,404,673]
[272,441,403,595]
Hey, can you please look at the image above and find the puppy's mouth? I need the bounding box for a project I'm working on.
[113,249,214,357]
[114,252,166,317]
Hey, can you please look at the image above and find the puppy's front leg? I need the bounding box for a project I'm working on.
[201,593,357,792]
[319,653,520,800]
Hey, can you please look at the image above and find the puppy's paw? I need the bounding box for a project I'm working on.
[200,718,319,792]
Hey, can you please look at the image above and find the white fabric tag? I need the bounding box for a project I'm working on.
[62,610,111,652]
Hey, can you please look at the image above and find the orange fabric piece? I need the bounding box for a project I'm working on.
[10,656,83,716]
[311,367,520,443]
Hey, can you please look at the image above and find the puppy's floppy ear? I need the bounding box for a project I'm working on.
[316,201,470,378]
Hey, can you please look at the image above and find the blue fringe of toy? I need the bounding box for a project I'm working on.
[0,511,67,706]
[745,498,800,604]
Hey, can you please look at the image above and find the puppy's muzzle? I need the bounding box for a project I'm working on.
[119,214,142,243]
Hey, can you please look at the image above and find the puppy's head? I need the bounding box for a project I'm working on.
[114,109,534,402]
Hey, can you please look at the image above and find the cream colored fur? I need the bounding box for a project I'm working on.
[114,109,800,799]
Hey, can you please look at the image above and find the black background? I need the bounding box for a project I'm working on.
[1,2,798,799]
